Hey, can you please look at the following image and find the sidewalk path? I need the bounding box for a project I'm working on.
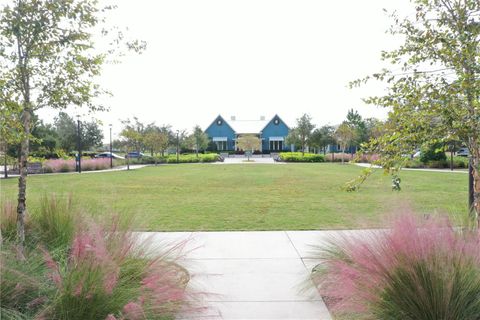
[355,162,468,173]
[215,158,280,164]
[0,164,148,179]
[142,231,337,320]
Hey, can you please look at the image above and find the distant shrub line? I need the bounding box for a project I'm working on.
[279,152,325,162]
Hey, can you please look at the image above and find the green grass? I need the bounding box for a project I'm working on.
[0,163,469,231]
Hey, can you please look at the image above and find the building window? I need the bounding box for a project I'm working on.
[274,118,279,125]
[217,120,222,125]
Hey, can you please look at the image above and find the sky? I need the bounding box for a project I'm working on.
[35,0,413,141]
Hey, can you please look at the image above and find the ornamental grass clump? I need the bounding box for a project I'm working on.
[313,214,480,320]
[82,158,110,171]
[0,196,199,320]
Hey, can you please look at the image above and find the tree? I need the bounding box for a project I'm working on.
[120,117,150,153]
[309,125,336,155]
[54,112,103,152]
[285,128,301,152]
[289,114,315,155]
[236,135,261,160]
[0,0,145,252]
[335,123,357,164]
[54,112,77,153]
[120,127,141,170]
[345,109,367,152]
[351,0,480,223]
[144,128,169,165]
[31,120,58,156]
[189,125,209,157]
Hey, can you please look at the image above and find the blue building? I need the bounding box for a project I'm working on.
[204,115,290,152]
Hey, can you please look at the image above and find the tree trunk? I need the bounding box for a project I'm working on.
[3,144,8,179]
[472,153,480,226]
[341,147,345,165]
[17,106,32,257]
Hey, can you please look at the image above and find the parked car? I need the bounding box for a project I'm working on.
[457,148,470,157]
[95,152,125,159]
[127,151,145,158]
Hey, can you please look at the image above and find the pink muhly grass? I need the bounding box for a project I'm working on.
[122,301,145,320]
[40,247,62,288]
[81,158,110,171]
[313,213,480,318]
[44,159,75,173]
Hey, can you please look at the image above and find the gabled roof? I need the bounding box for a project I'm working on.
[260,114,290,132]
[204,114,236,133]
[205,115,290,134]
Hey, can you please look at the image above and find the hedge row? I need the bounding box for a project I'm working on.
[404,156,469,169]
[123,153,221,164]
[279,152,325,162]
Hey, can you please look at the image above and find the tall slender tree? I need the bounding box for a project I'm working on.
[0,0,145,253]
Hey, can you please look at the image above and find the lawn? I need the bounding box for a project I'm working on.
[0,163,469,231]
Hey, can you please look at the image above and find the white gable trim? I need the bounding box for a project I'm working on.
[269,136,284,141]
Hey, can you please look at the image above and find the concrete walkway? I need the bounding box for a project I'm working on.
[143,231,336,320]
[0,164,148,179]
[216,158,279,164]
[355,162,468,173]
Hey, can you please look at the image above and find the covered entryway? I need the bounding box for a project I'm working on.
[269,136,284,151]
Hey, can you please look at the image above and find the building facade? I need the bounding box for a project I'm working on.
[204,115,290,152]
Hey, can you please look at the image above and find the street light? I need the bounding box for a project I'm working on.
[76,115,82,173]
[109,124,113,169]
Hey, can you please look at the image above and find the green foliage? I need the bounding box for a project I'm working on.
[405,156,469,169]
[165,153,220,163]
[32,195,76,250]
[53,112,103,153]
[279,152,325,162]
[1,245,54,318]
[419,143,447,163]
[349,0,480,213]
[287,114,315,154]
[309,125,336,154]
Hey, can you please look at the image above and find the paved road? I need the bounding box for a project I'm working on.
[140,230,342,320]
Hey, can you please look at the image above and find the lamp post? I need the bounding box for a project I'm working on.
[76,115,82,173]
[109,124,113,168]
[176,130,180,164]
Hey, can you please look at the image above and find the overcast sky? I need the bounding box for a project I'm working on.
[35,0,413,141]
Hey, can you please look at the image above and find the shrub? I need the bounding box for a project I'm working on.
[323,153,352,163]
[43,159,75,173]
[420,143,447,163]
[82,158,110,171]
[279,152,325,163]
[312,213,480,319]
